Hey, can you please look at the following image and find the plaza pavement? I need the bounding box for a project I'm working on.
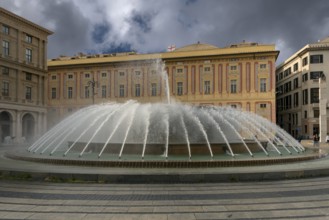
[0,141,329,219]
[1,175,329,219]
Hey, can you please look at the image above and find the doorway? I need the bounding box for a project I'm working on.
[22,113,35,142]
[0,111,11,142]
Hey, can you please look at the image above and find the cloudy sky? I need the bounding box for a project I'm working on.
[1,0,329,64]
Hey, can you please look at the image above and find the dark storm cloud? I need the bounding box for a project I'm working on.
[100,42,134,54]
[92,22,111,44]
[171,0,329,63]
[130,11,154,33]
[1,0,329,64]
[185,0,198,6]
[219,0,329,47]
[41,1,91,58]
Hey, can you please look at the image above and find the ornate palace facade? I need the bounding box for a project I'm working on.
[0,7,52,143]
[47,42,279,128]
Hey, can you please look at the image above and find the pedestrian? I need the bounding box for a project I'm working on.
[313,133,319,147]
[297,135,302,143]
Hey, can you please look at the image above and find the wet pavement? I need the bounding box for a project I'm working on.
[1,177,329,219]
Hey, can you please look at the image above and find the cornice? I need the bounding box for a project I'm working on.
[0,7,53,35]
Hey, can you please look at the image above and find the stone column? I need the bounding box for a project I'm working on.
[37,112,43,137]
[16,111,22,143]
[11,111,17,142]
[319,76,327,143]
[43,112,47,133]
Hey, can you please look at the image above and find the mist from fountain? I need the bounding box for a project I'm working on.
[28,100,305,161]
[26,59,306,162]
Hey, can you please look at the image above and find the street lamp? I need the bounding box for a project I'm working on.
[88,77,97,104]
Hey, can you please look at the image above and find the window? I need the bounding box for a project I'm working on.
[102,85,106,98]
[177,82,183,96]
[283,82,291,93]
[310,55,323,64]
[260,64,267,69]
[135,71,140,76]
[230,80,237,93]
[119,72,125,76]
[119,85,125,97]
[151,83,157,96]
[293,92,299,107]
[293,78,298,89]
[85,86,89,98]
[102,72,107,77]
[314,110,320,118]
[85,73,90,78]
[260,78,267,92]
[26,72,32,80]
[2,81,9,96]
[25,34,32,43]
[260,103,267,108]
[310,71,322,80]
[302,57,308,66]
[2,25,9,35]
[151,70,156,75]
[230,66,237,71]
[284,68,291,77]
[2,40,9,56]
[295,113,298,125]
[51,75,56,80]
[2,67,9,75]
[26,86,32,100]
[279,72,283,80]
[304,125,308,133]
[302,89,308,105]
[302,73,308,82]
[177,69,183,73]
[51,88,56,99]
[310,88,319,103]
[284,95,292,110]
[204,81,211,94]
[68,74,73,79]
[204,67,211,72]
[25,48,32,63]
[68,87,73,99]
[293,62,298,72]
[135,84,140,97]
[304,111,307,119]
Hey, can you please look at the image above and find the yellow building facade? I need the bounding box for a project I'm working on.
[47,42,279,128]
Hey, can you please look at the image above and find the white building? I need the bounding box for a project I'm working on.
[276,37,329,143]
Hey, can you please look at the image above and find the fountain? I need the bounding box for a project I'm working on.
[11,59,319,168]
[28,101,304,157]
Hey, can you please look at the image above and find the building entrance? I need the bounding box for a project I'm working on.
[0,111,11,143]
[22,113,34,142]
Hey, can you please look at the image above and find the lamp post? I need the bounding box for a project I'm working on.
[88,77,97,105]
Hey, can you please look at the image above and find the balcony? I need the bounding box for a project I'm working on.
[312,103,319,108]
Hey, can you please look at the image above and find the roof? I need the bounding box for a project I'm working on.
[276,37,329,69]
[0,7,53,35]
[174,43,218,52]
[48,43,278,67]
